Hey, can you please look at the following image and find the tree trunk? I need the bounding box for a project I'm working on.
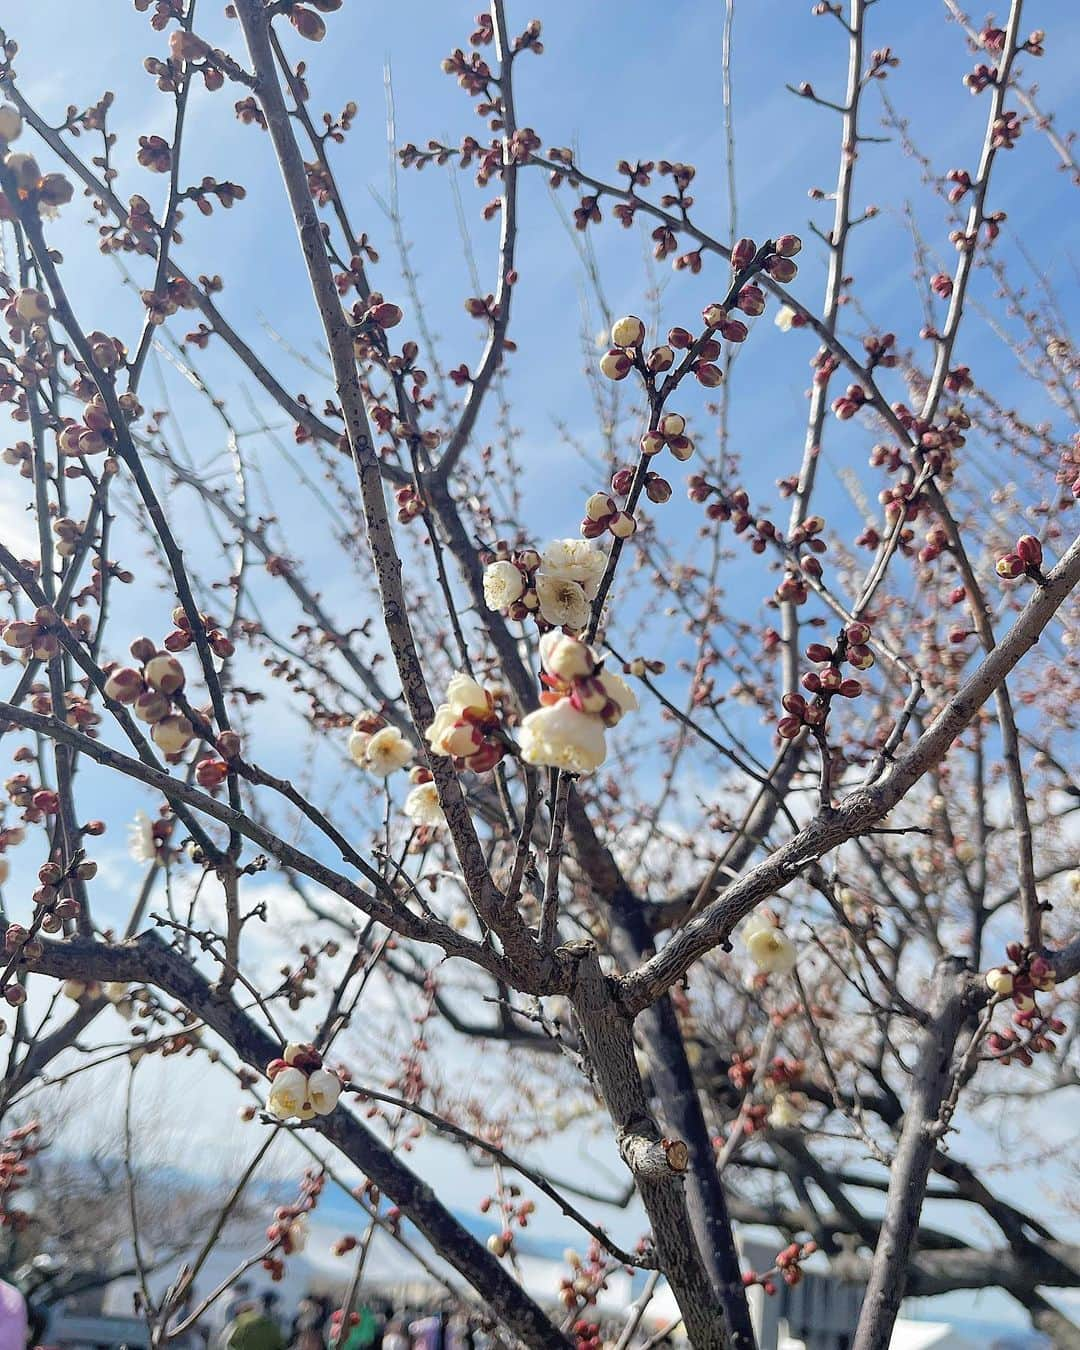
[565,941,731,1349]
[851,959,970,1350]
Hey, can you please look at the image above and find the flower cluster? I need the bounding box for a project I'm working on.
[483,538,606,633]
[0,1120,41,1232]
[3,605,62,663]
[104,642,196,756]
[984,946,1064,1067]
[741,911,797,975]
[640,410,695,464]
[347,711,412,777]
[777,621,873,740]
[518,633,636,775]
[0,117,74,221]
[425,673,506,773]
[996,533,1046,583]
[266,1043,342,1121]
[742,1240,818,1297]
[261,1169,325,1283]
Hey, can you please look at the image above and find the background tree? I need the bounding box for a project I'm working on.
[0,1,1077,1348]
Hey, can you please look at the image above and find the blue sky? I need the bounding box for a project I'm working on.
[3,0,1080,1334]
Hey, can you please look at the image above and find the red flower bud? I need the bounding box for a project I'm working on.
[1015,535,1042,567]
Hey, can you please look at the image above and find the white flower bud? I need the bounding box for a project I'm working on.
[539,631,596,680]
[14,288,49,322]
[610,315,645,349]
[985,969,1014,996]
[151,714,195,755]
[585,491,615,522]
[659,413,686,438]
[0,106,23,144]
[143,653,185,695]
[599,349,632,381]
[483,559,525,610]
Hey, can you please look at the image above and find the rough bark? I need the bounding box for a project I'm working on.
[851,959,971,1350]
[564,941,730,1350]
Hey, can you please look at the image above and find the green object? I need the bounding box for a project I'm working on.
[224,1310,287,1350]
[343,1306,379,1350]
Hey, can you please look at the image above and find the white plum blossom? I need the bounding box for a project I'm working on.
[767,1092,805,1129]
[128,811,158,864]
[425,675,503,772]
[520,700,608,774]
[354,726,412,777]
[538,538,607,600]
[744,923,798,974]
[483,560,525,610]
[348,729,372,765]
[404,780,445,828]
[775,304,797,332]
[535,573,591,630]
[306,1068,342,1115]
[268,1066,315,1121]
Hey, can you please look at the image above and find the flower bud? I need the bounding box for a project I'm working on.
[0,106,23,144]
[667,326,693,349]
[369,302,403,329]
[291,5,327,39]
[640,431,665,456]
[775,234,802,257]
[611,468,635,495]
[143,653,185,695]
[610,315,645,349]
[599,349,632,381]
[847,644,874,670]
[844,621,871,644]
[838,678,863,698]
[985,968,1014,996]
[539,632,596,681]
[695,362,723,387]
[1015,535,1042,567]
[766,256,798,282]
[218,730,242,759]
[995,553,1024,579]
[667,436,694,461]
[130,636,158,662]
[805,643,832,663]
[196,758,229,788]
[152,714,195,755]
[609,511,636,539]
[732,237,756,269]
[702,302,727,327]
[14,289,50,322]
[645,476,672,504]
[719,319,749,343]
[659,413,685,439]
[133,690,171,724]
[647,345,675,372]
[584,492,615,522]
